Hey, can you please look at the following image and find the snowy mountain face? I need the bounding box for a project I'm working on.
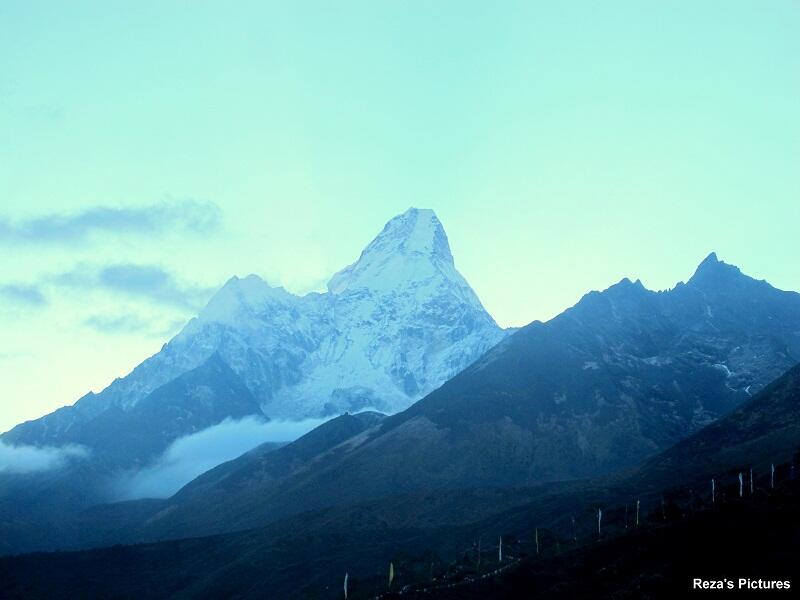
[3,208,507,448]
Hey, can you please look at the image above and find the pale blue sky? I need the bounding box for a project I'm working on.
[1,1,798,431]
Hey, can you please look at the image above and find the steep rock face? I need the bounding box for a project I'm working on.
[270,208,503,417]
[637,361,800,485]
[381,253,800,482]
[2,208,506,449]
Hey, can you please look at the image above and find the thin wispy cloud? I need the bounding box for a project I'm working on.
[82,314,188,338]
[0,284,47,307]
[115,416,329,499]
[0,200,221,245]
[0,351,33,361]
[0,441,89,474]
[82,314,147,334]
[51,263,215,310]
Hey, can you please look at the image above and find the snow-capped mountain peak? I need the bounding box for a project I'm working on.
[328,208,455,295]
[196,274,294,326]
[362,207,453,263]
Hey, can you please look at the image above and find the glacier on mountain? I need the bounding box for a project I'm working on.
[4,208,507,446]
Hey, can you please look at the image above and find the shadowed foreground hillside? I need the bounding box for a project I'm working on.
[1,475,798,599]
[405,477,800,600]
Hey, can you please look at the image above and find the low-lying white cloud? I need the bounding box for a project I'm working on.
[0,441,89,474]
[115,415,329,500]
